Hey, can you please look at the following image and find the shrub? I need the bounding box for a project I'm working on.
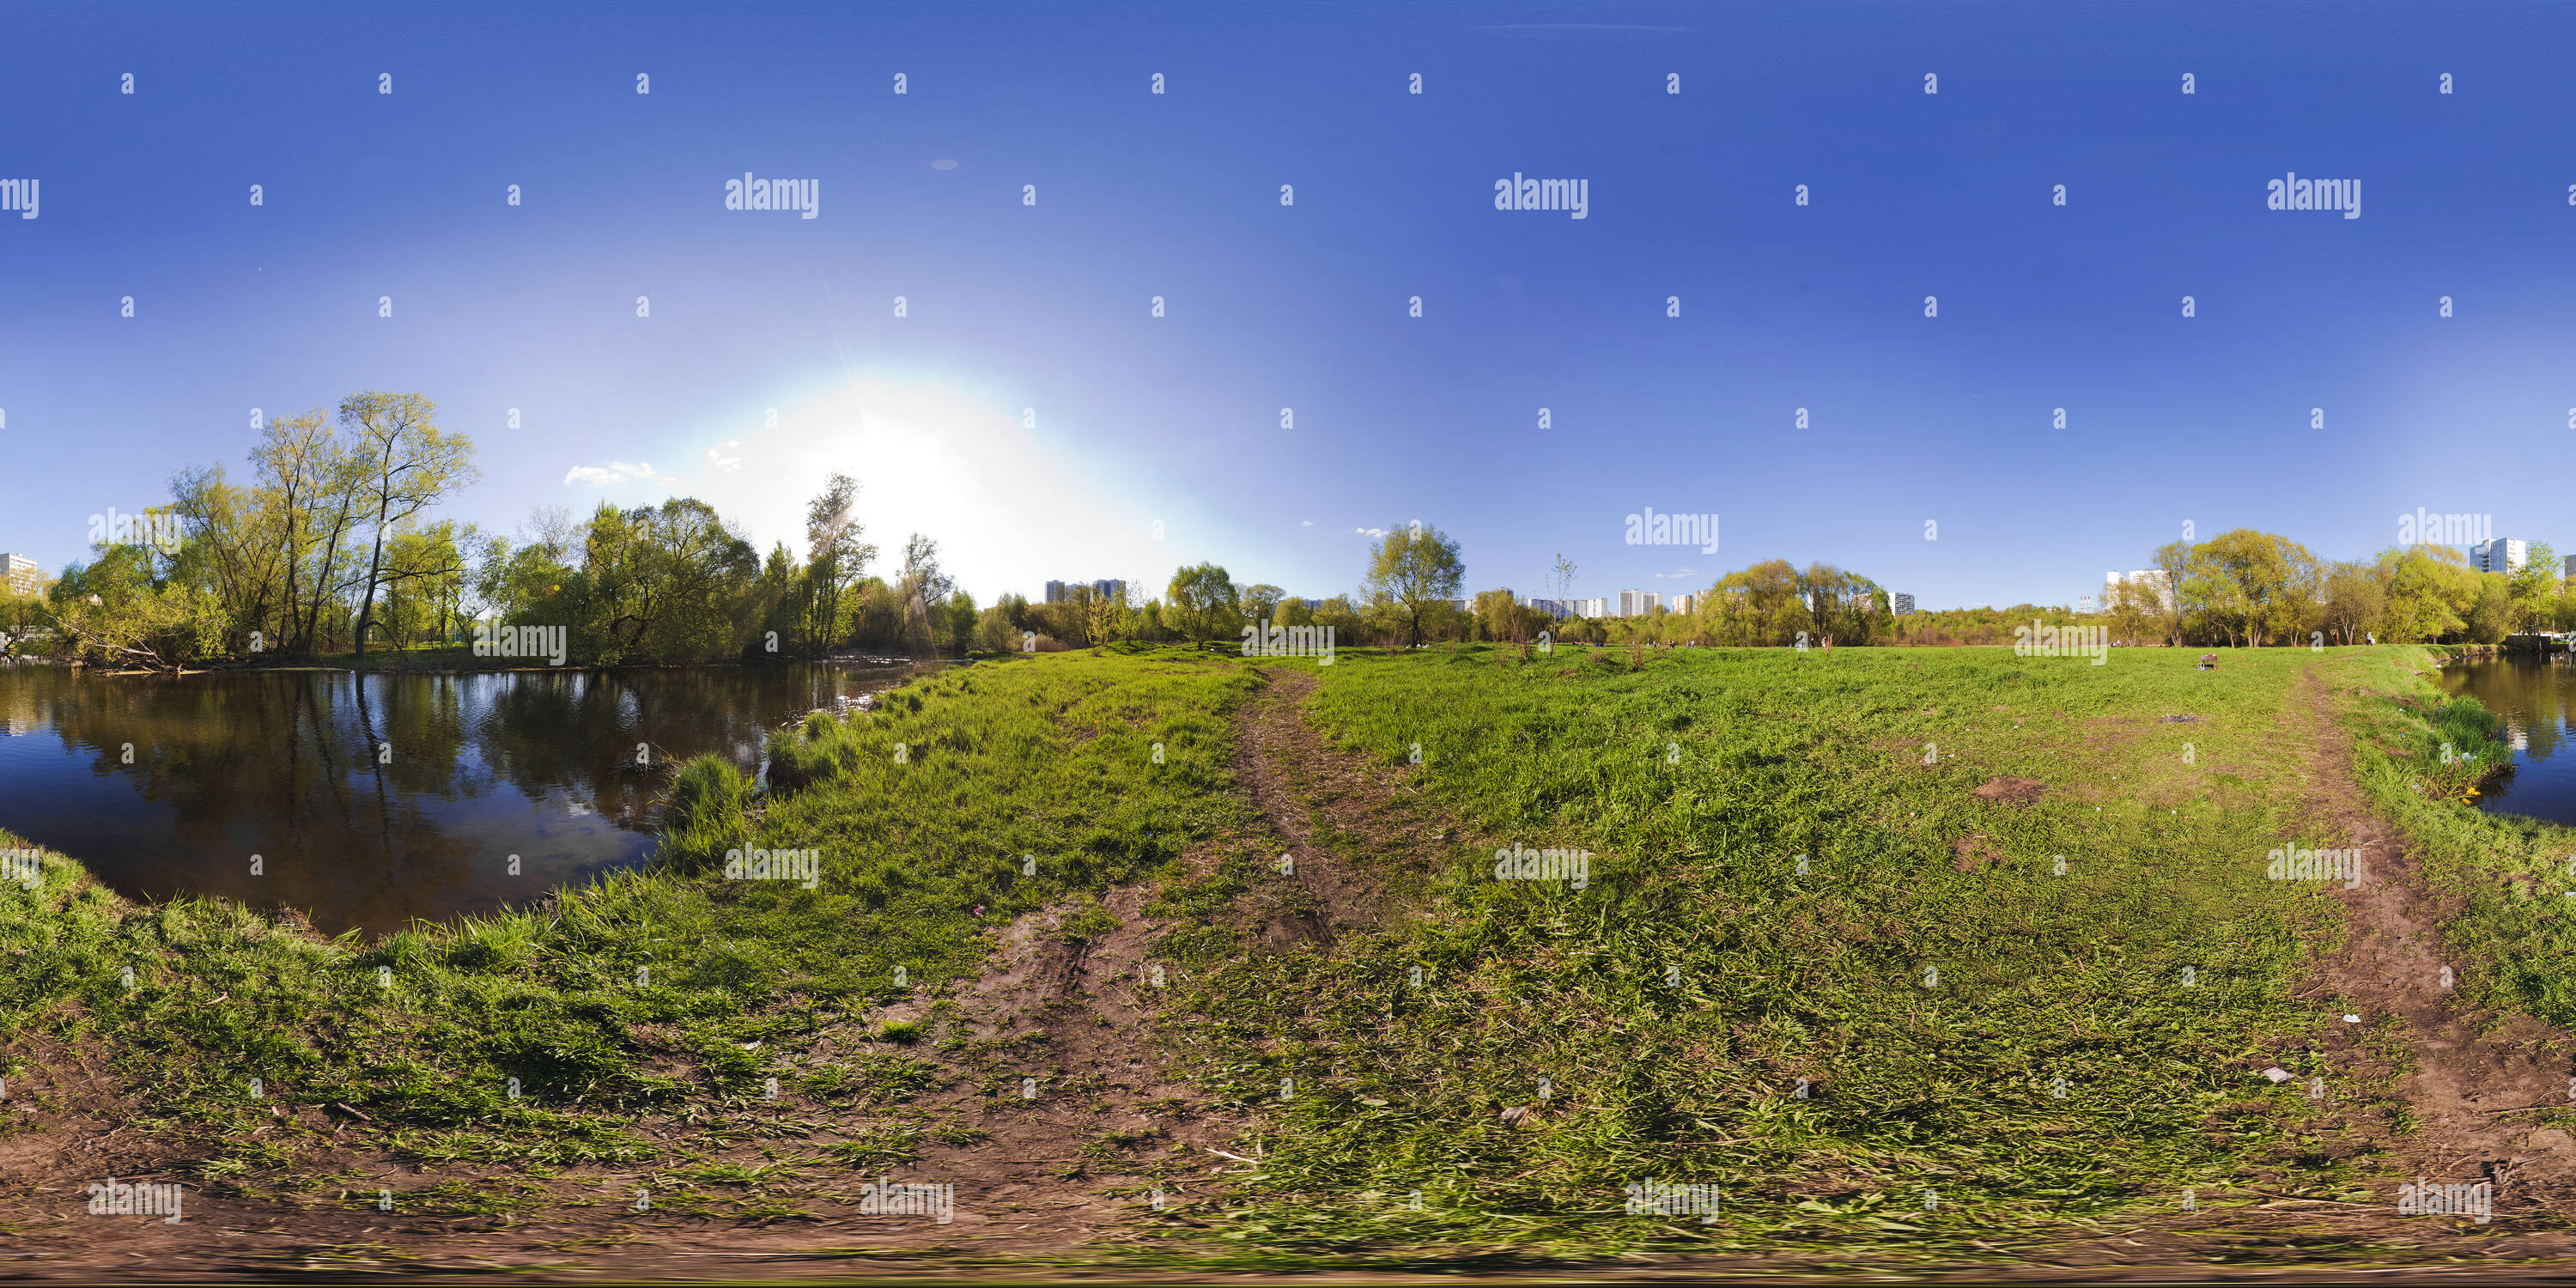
[658,755,749,872]
[766,714,854,794]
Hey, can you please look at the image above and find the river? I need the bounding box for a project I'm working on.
[2439,656,2576,826]
[0,660,921,936]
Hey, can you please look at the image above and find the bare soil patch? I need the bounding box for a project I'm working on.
[2291,667,2576,1215]
[1971,775,2047,807]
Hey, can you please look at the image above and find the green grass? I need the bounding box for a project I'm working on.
[2319,647,2576,1029]
[1,639,2542,1267]
[1149,644,2398,1255]
[0,645,1254,1176]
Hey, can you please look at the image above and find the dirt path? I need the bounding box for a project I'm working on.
[1225,666,1449,950]
[2295,665,2576,1212]
[0,661,1437,1280]
[21,662,2576,1279]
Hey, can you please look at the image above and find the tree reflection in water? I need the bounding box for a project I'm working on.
[0,660,920,935]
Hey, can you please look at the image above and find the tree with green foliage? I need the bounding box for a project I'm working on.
[2186,528,2318,647]
[2510,540,2561,631]
[2319,560,2385,647]
[343,392,479,656]
[1165,562,1237,642]
[896,534,953,657]
[2377,545,2480,642]
[1362,524,1463,648]
[1238,583,1285,630]
[803,474,877,655]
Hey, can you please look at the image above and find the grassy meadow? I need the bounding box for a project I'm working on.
[0,649,1255,1206]
[1145,644,2459,1257]
[0,640,2555,1263]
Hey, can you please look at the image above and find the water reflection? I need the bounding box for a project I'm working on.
[2440,658,2576,825]
[0,661,917,936]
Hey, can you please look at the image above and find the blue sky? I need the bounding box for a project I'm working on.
[3,0,2573,611]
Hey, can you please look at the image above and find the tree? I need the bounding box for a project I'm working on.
[249,409,361,655]
[896,533,952,656]
[972,603,1020,652]
[375,520,474,646]
[1704,559,1804,646]
[1362,523,1464,648]
[2320,560,2385,647]
[2464,571,2516,644]
[1084,581,1132,645]
[578,498,762,663]
[2379,545,2480,642]
[169,463,285,652]
[47,536,229,670]
[1472,588,1524,641]
[945,590,979,654]
[2105,574,2161,647]
[2149,538,2193,647]
[1165,563,1237,642]
[2510,541,2561,631]
[343,392,479,656]
[1551,553,1577,609]
[2185,529,2318,648]
[803,474,877,655]
[1240,583,1285,629]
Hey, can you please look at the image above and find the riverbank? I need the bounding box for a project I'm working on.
[41,646,946,677]
[7,643,2576,1275]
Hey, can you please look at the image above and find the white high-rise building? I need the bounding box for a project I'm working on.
[1618,589,1648,617]
[2472,538,2527,575]
[2,554,37,598]
[1668,593,1693,615]
[2105,568,2172,612]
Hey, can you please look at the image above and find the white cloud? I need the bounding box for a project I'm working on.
[1355,526,1385,538]
[1651,568,1696,579]
[706,445,743,471]
[1300,519,1313,527]
[564,460,656,487]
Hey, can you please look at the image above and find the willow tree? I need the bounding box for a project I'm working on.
[1362,524,1463,648]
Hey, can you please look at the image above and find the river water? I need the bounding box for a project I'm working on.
[2440,657,2576,826]
[0,660,919,935]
